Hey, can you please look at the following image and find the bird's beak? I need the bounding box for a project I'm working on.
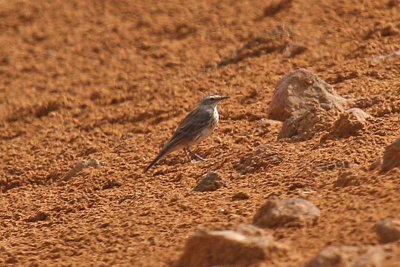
[218,96,229,101]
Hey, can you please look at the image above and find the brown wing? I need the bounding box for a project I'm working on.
[144,106,213,172]
[165,106,213,148]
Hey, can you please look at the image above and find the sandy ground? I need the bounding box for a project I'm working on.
[1,0,400,266]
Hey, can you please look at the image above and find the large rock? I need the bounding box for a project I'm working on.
[253,197,320,228]
[375,219,400,244]
[278,107,333,140]
[268,68,347,121]
[306,245,384,267]
[175,224,287,267]
[381,139,400,173]
[324,108,371,139]
[268,69,348,141]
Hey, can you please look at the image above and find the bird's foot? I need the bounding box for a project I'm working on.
[184,148,206,163]
[192,153,206,162]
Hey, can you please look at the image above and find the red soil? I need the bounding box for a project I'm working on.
[1,0,399,266]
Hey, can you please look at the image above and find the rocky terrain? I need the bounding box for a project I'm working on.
[1,0,400,266]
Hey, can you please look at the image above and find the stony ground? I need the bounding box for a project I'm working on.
[1,0,399,266]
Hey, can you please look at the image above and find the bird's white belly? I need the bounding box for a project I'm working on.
[213,107,219,125]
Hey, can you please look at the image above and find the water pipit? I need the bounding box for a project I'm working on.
[144,95,229,172]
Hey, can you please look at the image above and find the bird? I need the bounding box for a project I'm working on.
[144,95,229,172]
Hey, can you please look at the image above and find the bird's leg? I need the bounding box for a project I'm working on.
[187,147,206,162]
[183,148,192,162]
[193,153,206,161]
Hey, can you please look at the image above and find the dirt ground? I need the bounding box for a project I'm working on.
[1,0,400,266]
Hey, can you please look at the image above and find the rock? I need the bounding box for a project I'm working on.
[252,119,282,137]
[176,224,287,267]
[306,245,384,267]
[380,23,399,37]
[278,107,334,140]
[268,69,348,140]
[371,49,400,65]
[254,118,283,131]
[63,159,102,180]
[375,219,400,244]
[324,108,371,140]
[26,211,49,222]
[102,179,122,190]
[315,159,351,172]
[235,145,283,174]
[253,196,320,228]
[193,172,223,192]
[232,192,250,201]
[306,246,352,267]
[263,0,293,17]
[380,139,400,173]
[387,0,399,8]
[369,157,382,171]
[334,171,361,187]
[0,55,10,65]
[283,42,308,58]
[268,68,347,122]
[354,247,384,267]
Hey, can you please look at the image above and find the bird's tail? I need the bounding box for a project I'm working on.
[144,143,177,172]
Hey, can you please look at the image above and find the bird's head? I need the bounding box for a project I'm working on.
[199,95,229,107]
